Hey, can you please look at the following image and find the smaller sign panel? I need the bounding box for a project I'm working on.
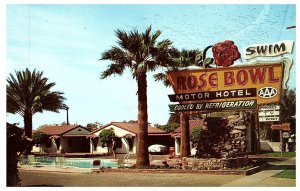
[271,123,291,131]
[244,40,294,59]
[282,132,290,139]
[258,110,280,117]
[259,104,280,111]
[169,99,257,112]
[281,123,291,131]
[168,88,256,102]
[259,116,280,122]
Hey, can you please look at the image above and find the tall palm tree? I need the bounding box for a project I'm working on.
[7,68,66,138]
[100,26,173,167]
[154,47,214,157]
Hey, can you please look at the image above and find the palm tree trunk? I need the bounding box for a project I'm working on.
[7,149,19,186]
[180,113,190,157]
[136,72,150,167]
[24,110,33,138]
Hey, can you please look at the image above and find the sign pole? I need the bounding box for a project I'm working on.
[256,111,261,153]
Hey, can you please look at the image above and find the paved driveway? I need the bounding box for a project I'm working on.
[19,171,241,187]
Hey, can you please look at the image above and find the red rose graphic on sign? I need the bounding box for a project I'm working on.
[212,40,241,67]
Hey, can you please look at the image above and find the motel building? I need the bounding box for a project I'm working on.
[171,119,204,156]
[33,122,173,155]
[32,120,291,155]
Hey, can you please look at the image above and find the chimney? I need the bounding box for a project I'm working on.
[66,106,70,125]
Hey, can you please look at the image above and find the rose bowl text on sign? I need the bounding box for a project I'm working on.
[167,63,283,105]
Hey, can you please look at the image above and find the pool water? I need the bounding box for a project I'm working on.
[21,157,123,168]
[65,159,119,168]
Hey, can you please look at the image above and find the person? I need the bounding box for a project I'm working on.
[111,138,117,160]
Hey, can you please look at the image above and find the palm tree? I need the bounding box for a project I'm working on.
[7,68,66,138]
[100,26,173,167]
[153,46,214,86]
[154,48,214,157]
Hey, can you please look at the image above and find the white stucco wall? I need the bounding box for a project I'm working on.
[92,125,136,154]
[31,141,57,153]
[32,145,41,153]
[174,139,196,156]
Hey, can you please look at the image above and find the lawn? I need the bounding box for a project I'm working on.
[272,169,296,179]
[260,152,296,157]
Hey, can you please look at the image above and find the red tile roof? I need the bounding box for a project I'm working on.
[91,122,167,135]
[39,125,81,135]
[173,119,204,133]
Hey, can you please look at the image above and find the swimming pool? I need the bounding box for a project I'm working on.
[21,157,128,168]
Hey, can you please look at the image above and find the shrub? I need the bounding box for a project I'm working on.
[99,128,115,153]
[190,127,202,145]
[32,131,49,146]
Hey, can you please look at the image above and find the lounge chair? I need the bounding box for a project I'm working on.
[27,155,42,167]
[124,150,135,161]
[55,156,66,166]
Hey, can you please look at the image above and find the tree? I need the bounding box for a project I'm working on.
[32,131,49,146]
[167,113,180,124]
[86,123,98,131]
[100,26,173,167]
[7,123,32,186]
[154,48,213,157]
[157,122,179,133]
[153,47,214,87]
[280,89,296,123]
[7,68,66,138]
[180,113,191,157]
[99,128,115,153]
[190,127,202,146]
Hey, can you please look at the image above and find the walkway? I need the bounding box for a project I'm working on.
[222,157,296,187]
[19,171,241,186]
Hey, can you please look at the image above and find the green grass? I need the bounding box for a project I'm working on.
[272,169,296,179]
[260,152,296,157]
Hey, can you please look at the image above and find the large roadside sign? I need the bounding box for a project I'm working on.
[167,63,283,112]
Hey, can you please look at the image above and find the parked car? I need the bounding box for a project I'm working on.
[148,144,168,154]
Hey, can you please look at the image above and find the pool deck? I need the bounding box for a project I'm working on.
[19,157,296,187]
[21,165,92,173]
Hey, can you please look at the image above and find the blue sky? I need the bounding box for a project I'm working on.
[6,4,296,129]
